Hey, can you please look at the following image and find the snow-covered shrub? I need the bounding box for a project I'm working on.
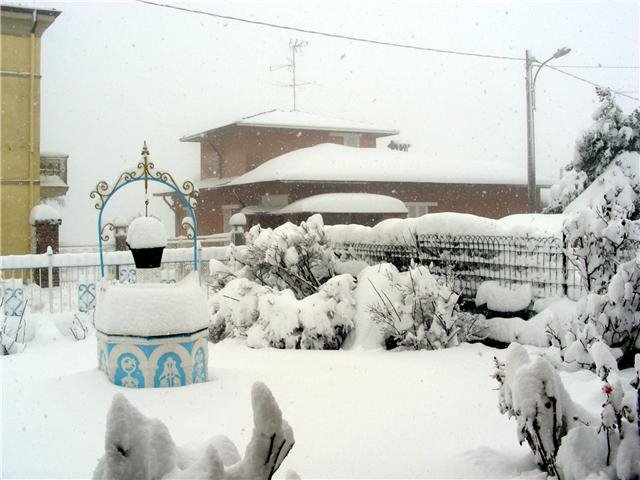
[494,343,594,477]
[549,255,640,369]
[234,214,335,299]
[563,188,638,295]
[495,343,640,480]
[368,265,483,350]
[247,274,356,350]
[545,87,640,214]
[207,259,236,293]
[211,274,356,350]
[93,382,295,480]
[299,274,356,350]
[209,278,268,342]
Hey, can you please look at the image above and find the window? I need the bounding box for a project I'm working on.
[330,132,361,147]
[404,202,438,218]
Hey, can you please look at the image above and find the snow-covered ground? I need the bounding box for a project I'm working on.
[2,320,623,479]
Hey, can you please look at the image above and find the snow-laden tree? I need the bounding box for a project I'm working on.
[93,382,295,480]
[234,214,335,299]
[545,87,639,214]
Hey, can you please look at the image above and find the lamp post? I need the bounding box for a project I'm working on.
[525,47,571,213]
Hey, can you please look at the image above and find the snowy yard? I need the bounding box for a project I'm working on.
[2,320,624,479]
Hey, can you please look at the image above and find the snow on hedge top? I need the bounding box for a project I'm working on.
[95,272,208,336]
[278,193,408,214]
[226,144,553,187]
[126,216,167,249]
[565,151,639,214]
[29,204,61,225]
[326,212,566,244]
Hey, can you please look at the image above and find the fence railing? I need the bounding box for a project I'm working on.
[0,246,230,315]
[333,234,639,302]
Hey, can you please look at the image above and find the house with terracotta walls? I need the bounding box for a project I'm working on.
[165,109,550,235]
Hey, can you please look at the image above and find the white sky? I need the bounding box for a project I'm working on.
[22,0,640,244]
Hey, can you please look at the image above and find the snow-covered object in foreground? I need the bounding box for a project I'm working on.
[126,216,168,249]
[93,382,295,480]
[475,281,532,313]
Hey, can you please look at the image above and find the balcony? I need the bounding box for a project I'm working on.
[40,152,69,198]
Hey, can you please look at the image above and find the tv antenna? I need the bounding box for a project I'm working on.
[270,39,310,111]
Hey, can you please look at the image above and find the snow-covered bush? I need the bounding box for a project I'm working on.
[549,254,640,370]
[211,274,356,350]
[545,87,640,214]
[234,214,335,299]
[209,278,268,342]
[494,343,593,477]
[368,264,483,350]
[93,382,295,480]
[495,343,640,480]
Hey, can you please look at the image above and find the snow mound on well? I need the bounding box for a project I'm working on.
[126,216,168,249]
[29,204,61,225]
[95,273,208,336]
[475,281,532,312]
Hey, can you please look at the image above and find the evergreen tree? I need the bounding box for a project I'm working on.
[544,88,639,214]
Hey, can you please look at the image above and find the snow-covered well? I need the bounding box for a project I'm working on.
[95,273,209,388]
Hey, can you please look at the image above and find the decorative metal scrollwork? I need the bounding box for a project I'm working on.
[89,142,199,211]
[181,217,195,239]
[100,222,115,242]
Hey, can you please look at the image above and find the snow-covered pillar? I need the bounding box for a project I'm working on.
[29,204,61,287]
[229,212,247,246]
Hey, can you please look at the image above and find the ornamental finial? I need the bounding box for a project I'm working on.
[141,141,149,156]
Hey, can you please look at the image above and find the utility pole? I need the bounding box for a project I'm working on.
[270,39,309,111]
[524,47,571,213]
[525,50,536,213]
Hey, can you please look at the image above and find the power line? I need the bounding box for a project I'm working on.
[135,0,639,100]
[137,0,639,70]
[545,64,639,69]
[544,65,639,101]
[135,0,525,61]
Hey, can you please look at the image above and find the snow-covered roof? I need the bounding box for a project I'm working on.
[181,109,398,141]
[225,143,554,187]
[196,176,236,190]
[278,193,408,214]
[564,151,639,214]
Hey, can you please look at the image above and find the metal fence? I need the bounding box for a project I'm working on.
[333,234,639,302]
[0,246,230,315]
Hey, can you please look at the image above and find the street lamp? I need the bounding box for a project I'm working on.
[525,47,571,213]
